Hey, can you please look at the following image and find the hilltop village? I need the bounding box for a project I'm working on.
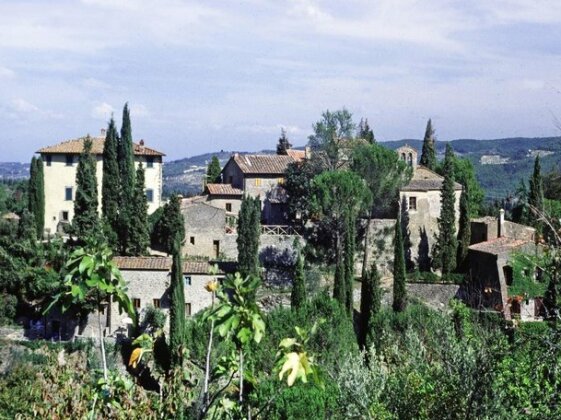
[1,106,560,418]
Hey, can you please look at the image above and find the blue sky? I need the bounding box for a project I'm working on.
[1,0,561,162]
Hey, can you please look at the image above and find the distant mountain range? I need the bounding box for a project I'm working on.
[3,136,560,200]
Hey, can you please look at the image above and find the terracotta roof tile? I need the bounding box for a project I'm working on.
[468,237,530,256]
[231,154,296,175]
[206,183,244,196]
[113,256,226,274]
[37,136,165,156]
[401,166,462,192]
[286,149,307,161]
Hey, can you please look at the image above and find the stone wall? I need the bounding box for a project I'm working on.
[182,201,228,258]
[359,218,396,277]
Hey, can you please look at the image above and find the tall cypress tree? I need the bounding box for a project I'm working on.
[28,157,45,239]
[291,250,307,309]
[393,215,407,312]
[359,261,381,349]
[456,185,471,272]
[169,241,186,367]
[237,196,261,278]
[432,143,458,277]
[128,163,150,256]
[276,128,292,155]
[206,156,222,184]
[153,194,185,254]
[344,213,356,315]
[73,136,99,239]
[117,103,136,253]
[358,118,375,143]
[420,119,437,170]
[528,155,545,233]
[102,118,120,246]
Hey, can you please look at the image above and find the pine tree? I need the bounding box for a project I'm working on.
[432,143,458,277]
[73,136,99,239]
[393,215,407,312]
[101,118,120,246]
[117,103,136,253]
[28,157,45,238]
[528,155,545,233]
[359,261,381,349]
[420,119,437,170]
[276,128,292,155]
[206,156,222,184]
[169,241,186,367]
[291,250,307,309]
[456,185,471,272]
[237,196,261,278]
[358,118,375,143]
[128,163,150,256]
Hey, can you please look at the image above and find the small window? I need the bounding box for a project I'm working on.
[190,236,195,245]
[46,155,52,166]
[146,189,154,203]
[147,157,154,168]
[184,275,192,286]
[153,298,161,308]
[185,303,192,316]
[65,154,73,166]
[408,196,417,211]
[228,176,233,184]
[133,298,141,309]
[254,178,261,187]
[225,203,232,212]
[504,266,513,286]
[65,187,73,201]
[61,211,69,221]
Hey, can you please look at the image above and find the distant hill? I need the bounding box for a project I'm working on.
[0,162,29,180]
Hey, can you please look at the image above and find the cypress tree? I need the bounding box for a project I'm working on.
[344,213,356,315]
[237,196,261,278]
[153,194,185,254]
[528,155,544,233]
[359,261,381,349]
[128,163,150,256]
[206,156,222,184]
[276,128,292,155]
[291,250,307,309]
[18,209,37,242]
[456,185,471,272]
[333,251,346,308]
[169,241,186,367]
[28,157,45,238]
[117,103,136,252]
[420,119,437,170]
[393,215,407,312]
[358,118,375,143]
[432,143,458,277]
[102,118,120,246]
[73,136,99,239]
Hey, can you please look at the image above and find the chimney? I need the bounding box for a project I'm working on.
[139,139,145,146]
[100,128,106,137]
[498,209,505,238]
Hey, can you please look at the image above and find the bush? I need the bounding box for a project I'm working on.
[407,270,465,284]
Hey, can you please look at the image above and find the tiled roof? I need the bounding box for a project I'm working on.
[401,166,462,192]
[37,136,165,156]
[286,149,307,161]
[113,256,226,274]
[231,154,296,175]
[468,237,530,256]
[206,183,243,196]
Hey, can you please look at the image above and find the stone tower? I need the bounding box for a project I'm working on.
[396,145,418,170]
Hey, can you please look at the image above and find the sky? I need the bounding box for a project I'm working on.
[1,0,561,162]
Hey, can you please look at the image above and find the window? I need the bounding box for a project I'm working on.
[153,298,161,308]
[61,211,69,221]
[190,236,195,245]
[228,176,233,184]
[184,275,192,286]
[407,153,413,166]
[504,266,514,286]
[185,303,192,316]
[146,189,154,203]
[65,187,73,201]
[65,154,73,166]
[408,196,417,211]
[147,157,154,168]
[46,155,52,166]
[213,240,220,258]
[254,178,262,187]
[225,203,232,212]
[133,298,141,309]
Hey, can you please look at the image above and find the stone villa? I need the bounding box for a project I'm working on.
[37,130,164,235]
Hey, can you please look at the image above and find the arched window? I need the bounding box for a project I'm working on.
[407,153,413,166]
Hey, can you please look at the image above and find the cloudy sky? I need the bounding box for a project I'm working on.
[1,0,561,162]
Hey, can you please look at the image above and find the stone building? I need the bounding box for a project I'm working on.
[37,131,164,235]
[466,210,540,321]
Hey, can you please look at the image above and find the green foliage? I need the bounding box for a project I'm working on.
[350,142,411,218]
[432,143,458,276]
[73,136,99,239]
[357,117,375,143]
[206,155,222,184]
[393,216,407,312]
[169,245,186,367]
[509,252,548,299]
[419,119,437,170]
[452,157,484,217]
[291,250,307,309]
[544,169,561,200]
[284,159,322,224]
[28,156,45,238]
[152,194,185,254]
[127,163,150,256]
[237,195,261,278]
[359,261,381,349]
[101,118,120,247]
[527,155,545,233]
[456,185,471,272]
[276,128,292,155]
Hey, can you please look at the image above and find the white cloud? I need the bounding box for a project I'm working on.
[11,98,39,113]
[0,66,15,78]
[130,103,149,118]
[91,102,114,119]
